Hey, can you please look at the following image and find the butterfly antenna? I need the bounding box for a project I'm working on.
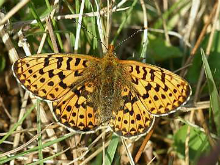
[114,27,145,50]
[73,18,108,51]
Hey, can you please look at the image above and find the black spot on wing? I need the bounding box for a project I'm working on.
[48,81,54,86]
[66,57,72,70]
[79,115,84,119]
[66,105,72,112]
[40,78,45,83]
[56,57,63,69]
[123,109,129,114]
[129,111,134,116]
[164,85,168,92]
[75,58,80,66]
[58,71,66,80]
[48,70,54,78]
[39,69,44,75]
[153,95,159,101]
[142,93,149,99]
[142,67,147,79]
[136,114,141,120]
[44,56,50,67]
[42,89,46,94]
[82,60,88,67]
[161,94,166,99]
[28,69,33,74]
[74,70,83,77]
[131,77,139,85]
[129,66,133,73]
[136,65,140,74]
[155,84,160,92]
[161,72,166,82]
[72,112,76,117]
[145,83,152,91]
[88,113,92,118]
[49,93,55,99]
[59,81,67,89]
[149,69,155,81]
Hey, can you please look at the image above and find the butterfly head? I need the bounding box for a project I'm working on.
[108,45,114,53]
[103,44,117,59]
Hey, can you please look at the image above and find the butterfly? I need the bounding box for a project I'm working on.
[12,45,191,138]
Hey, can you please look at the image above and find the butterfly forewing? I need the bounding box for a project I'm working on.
[13,54,99,101]
[120,60,191,116]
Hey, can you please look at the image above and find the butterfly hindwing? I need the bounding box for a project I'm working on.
[13,54,99,101]
[110,86,155,137]
[53,82,100,132]
[120,60,191,116]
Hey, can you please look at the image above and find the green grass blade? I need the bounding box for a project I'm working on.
[63,0,75,14]
[201,49,220,135]
[28,2,45,31]
[28,1,53,49]
[45,0,52,11]
[0,0,5,7]
[105,135,119,165]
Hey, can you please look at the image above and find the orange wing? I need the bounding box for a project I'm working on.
[120,60,191,116]
[110,86,155,137]
[53,82,100,132]
[12,53,99,101]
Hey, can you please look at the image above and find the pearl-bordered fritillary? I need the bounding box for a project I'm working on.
[12,45,191,138]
